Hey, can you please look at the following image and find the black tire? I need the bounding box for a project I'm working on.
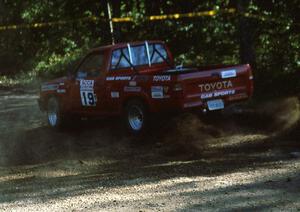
[124,100,148,134]
[47,97,65,129]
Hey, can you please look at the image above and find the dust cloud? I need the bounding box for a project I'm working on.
[0,88,299,167]
[0,89,46,166]
[159,97,300,154]
[257,97,300,135]
[160,113,223,156]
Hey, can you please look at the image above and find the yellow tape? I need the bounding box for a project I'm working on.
[1,8,296,31]
[112,8,235,22]
[0,9,236,31]
[112,17,133,22]
[0,16,99,31]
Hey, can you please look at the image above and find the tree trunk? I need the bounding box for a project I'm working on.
[103,0,113,44]
[237,0,256,69]
[145,0,160,39]
[111,0,121,43]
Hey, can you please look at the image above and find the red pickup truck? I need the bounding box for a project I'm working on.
[39,40,253,133]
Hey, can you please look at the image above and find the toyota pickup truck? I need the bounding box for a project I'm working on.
[38,40,253,133]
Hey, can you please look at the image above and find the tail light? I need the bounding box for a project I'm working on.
[247,64,254,80]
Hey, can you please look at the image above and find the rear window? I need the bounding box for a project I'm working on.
[110,43,168,70]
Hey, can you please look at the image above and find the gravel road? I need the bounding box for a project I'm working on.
[0,89,299,211]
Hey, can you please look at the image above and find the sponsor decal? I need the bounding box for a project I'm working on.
[124,86,141,92]
[41,84,59,91]
[111,91,120,98]
[151,86,164,99]
[201,90,235,99]
[106,76,115,81]
[80,80,94,90]
[221,69,237,79]
[56,89,66,93]
[214,90,235,97]
[106,76,131,81]
[129,81,137,86]
[116,76,131,81]
[153,75,171,82]
[201,93,213,99]
[199,80,233,92]
[80,80,97,106]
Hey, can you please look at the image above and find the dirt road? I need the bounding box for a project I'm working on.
[0,89,299,211]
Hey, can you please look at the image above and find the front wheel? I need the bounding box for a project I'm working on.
[125,100,148,134]
[47,97,65,129]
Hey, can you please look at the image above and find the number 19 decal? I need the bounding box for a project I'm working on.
[80,91,96,106]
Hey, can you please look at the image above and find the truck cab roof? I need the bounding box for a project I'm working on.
[90,40,166,52]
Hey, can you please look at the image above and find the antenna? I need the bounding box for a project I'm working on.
[107,1,115,44]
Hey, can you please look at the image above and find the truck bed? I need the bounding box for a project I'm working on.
[163,64,253,111]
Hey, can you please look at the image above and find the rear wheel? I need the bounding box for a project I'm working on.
[47,97,65,129]
[125,100,148,134]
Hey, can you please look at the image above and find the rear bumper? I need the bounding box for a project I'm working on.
[149,93,250,114]
[183,96,250,111]
[182,87,251,109]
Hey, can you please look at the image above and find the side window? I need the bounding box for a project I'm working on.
[77,53,104,78]
[111,48,131,70]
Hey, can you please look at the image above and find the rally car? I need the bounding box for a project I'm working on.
[38,40,253,133]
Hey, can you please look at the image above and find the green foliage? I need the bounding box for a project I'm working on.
[0,0,299,96]
[32,37,88,79]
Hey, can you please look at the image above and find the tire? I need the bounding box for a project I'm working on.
[125,100,148,134]
[47,97,65,129]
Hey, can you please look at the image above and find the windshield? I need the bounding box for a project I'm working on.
[110,43,169,70]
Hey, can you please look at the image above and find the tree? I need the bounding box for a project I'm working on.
[237,0,256,69]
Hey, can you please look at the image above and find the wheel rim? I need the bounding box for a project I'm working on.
[48,100,58,127]
[128,105,144,131]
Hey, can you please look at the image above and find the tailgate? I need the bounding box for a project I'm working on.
[177,65,253,108]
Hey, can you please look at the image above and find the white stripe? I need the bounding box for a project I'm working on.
[145,41,151,67]
[41,84,58,91]
[127,43,133,64]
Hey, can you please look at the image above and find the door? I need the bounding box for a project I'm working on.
[70,51,106,115]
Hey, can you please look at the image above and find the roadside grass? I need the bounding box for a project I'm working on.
[0,72,40,90]
[0,45,86,90]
